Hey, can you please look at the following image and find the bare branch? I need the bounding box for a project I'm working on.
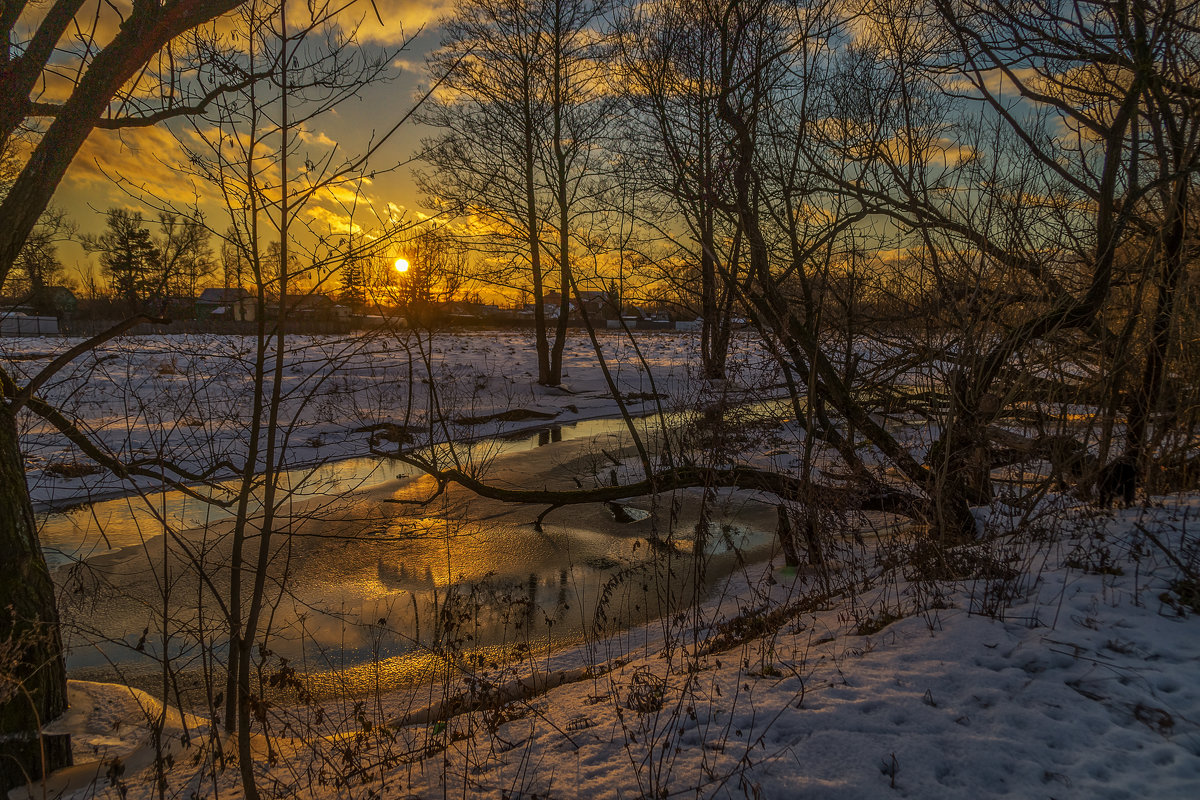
[9,315,167,412]
[388,456,924,521]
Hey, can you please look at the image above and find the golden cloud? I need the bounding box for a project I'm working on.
[303,203,364,237]
[65,127,202,202]
[338,0,455,46]
[297,126,338,149]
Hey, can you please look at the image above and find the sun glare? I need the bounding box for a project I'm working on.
[394,258,409,273]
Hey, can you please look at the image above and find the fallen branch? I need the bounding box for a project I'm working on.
[388,456,924,520]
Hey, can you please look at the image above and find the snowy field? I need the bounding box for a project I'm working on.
[16,497,1200,799]
[6,329,1200,799]
[2,329,778,507]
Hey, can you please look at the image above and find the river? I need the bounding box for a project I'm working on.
[43,411,783,697]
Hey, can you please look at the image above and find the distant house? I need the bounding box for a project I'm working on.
[197,288,255,321]
[542,290,614,319]
[279,294,349,320]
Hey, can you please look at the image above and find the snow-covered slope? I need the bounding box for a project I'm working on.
[16,498,1199,799]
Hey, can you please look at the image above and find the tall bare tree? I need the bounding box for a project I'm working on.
[418,0,555,377]
[0,1,277,789]
[617,0,744,378]
[419,0,613,385]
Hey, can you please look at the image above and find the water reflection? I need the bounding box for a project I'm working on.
[536,426,563,447]
[37,414,661,567]
[44,404,786,691]
[62,513,773,695]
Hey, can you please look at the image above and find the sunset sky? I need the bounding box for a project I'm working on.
[51,1,457,284]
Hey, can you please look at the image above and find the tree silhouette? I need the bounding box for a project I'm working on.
[83,209,159,307]
[0,1,250,789]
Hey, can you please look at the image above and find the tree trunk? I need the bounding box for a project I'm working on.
[523,82,551,385]
[549,208,570,386]
[547,2,570,388]
[1125,178,1189,476]
[0,405,71,792]
[699,210,726,379]
[774,505,800,567]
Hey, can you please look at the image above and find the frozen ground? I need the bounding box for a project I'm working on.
[1,328,778,507]
[7,329,1199,798]
[13,496,1200,799]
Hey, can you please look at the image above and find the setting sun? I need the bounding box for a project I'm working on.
[394,258,409,273]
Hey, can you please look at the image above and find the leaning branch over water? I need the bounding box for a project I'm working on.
[386,454,924,524]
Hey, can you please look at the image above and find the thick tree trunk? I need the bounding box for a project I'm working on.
[546,4,570,388]
[0,0,247,280]
[524,90,551,385]
[549,211,570,386]
[1125,179,1189,476]
[0,406,70,792]
[775,505,800,567]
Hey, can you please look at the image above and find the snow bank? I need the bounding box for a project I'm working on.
[2,329,776,508]
[18,497,1200,799]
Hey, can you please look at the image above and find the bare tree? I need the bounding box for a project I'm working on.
[419,0,613,385]
[0,2,258,786]
[418,0,554,375]
[616,0,744,378]
[156,210,216,300]
[8,208,75,310]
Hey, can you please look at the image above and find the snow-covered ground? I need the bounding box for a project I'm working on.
[14,496,1200,799]
[2,329,778,508]
[7,328,1199,799]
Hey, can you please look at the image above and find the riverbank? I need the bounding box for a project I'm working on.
[18,495,1200,799]
[4,329,778,509]
[50,410,783,703]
